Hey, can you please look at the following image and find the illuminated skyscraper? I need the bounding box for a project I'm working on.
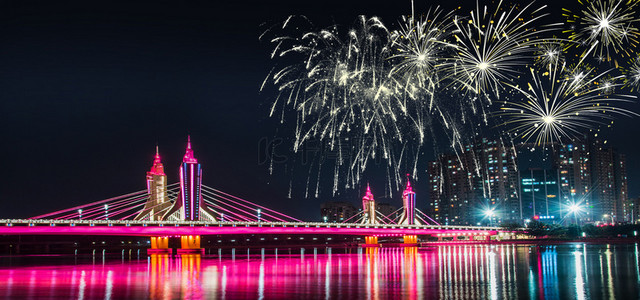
[428,139,520,225]
[163,136,217,221]
[320,201,357,223]
[554,143,592,220]
[553,141,629,223]
[135,146,172,221]
[520,168,560,222]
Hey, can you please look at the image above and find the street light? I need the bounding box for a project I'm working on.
[257,208,261,222]
[220,213,224,222]
[568,204,580,213]
[485,209,495,226]
[104,204,109,220]
[323,216,328,223]
[78,209,82,220]
[569,203,580,225]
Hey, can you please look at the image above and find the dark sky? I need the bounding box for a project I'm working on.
[1,0,638,220]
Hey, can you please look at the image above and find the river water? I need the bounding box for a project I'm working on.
[0,243,638,299]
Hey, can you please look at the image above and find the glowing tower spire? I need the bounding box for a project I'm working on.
[163,136,216,221]
[135,145,171,221]
[361,183,377,224]
[399,174,418,225]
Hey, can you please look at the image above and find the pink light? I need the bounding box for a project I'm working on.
[180,167,185,219]
[0,224,503,237]
[182,135,198,164]
[190,164,194,221]
[148,145,165,176]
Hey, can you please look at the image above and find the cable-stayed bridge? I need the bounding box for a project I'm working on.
[0,138,514,253]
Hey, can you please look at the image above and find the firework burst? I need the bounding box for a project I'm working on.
[563,0,640,62]
[389,7,455,109]
[534,41,567,69]
[625,56,640,89]
[500,60,637,145]
[447,1,557,98]
[262,15,428,194]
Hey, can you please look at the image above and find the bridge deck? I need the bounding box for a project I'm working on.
[0,220,507,236]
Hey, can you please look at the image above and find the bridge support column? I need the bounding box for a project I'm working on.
[177,235,204,255]
[403,235,417,245]
[363,236,379,246]
[148,236,172,255]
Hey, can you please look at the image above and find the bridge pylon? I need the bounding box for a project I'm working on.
[162,136,217,222]
[135,146,172,221]
[361,184,381,246]
[361,184,377,225]
[398,175,420,226]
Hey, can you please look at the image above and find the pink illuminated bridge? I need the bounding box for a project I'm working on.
[0,220,509,237]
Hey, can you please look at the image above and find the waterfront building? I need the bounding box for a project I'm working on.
[320,201,357,223]
[427,152,475,225]
[553,143,592,220]
[519,168,560,222]
[553,141,629,223]
[427,139,520,225]
[631,197,640,224]
[376,202,398,221]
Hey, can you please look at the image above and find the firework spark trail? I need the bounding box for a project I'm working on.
[625,56,640,90]
[262,15,428,194]
[389,7,455,111]
[534,41,568,69]
[499,59,638,145]
[563,0,640,62]
[261,1,638,197]
[447,1,561,99]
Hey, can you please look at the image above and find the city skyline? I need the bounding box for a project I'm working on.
[1,0,640,222]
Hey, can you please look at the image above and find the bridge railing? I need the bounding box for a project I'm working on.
[0,219,509,231]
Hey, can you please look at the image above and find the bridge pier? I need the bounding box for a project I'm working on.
[362,236,379,247]
[148,236,172,255]
[403,235,417,245]
[177,235,204,255]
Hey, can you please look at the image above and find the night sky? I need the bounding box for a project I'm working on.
[1,0,639,221]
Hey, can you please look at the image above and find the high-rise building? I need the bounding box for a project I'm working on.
[475,139,521,223]
[519,168,560,222]
[614,153,629,222]
[589,140,628,223]
[427,139,520,225]
[320,201,357,223]
[631,197,640,224]
[554,143,592,220]
[427,152,475,225]
[375,202,398,221]
[135,146,172,221]
[163,137,217,221]
[553,140,629,223]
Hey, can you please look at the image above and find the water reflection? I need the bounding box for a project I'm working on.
[0,244,638,299]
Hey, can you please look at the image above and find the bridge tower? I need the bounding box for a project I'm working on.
[135,146,172,221]
[362,184,379,245]
[398,175,419,245]
[163,136,217,222]
[398,175,419,225]
[361,184,376,224]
